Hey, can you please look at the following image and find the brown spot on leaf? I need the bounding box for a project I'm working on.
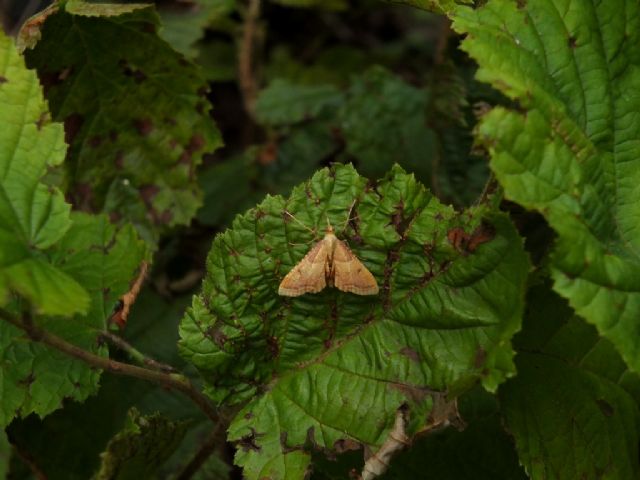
[399,347,420,362]
[568,36,577,49]
[596,399,614,417]
[88,135,102,148]
[35,111,48,130]
[133,118,153,136]
[0,76,7,84]
[334,438,361,454]
[139,184,160,203]
[236,429,262,452]
[64,113,84,144]
[388,383,430,404]
[258,141,278,166]
[474,347,487,368]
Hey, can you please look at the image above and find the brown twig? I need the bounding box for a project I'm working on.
[238,0,262,118]
[99,330,177,374]
[175,423,227,480]
[11,443,47,480]
[0,308,219,424]
[361,407,411,480]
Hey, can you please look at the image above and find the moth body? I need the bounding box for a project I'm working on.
[278,225,379,297]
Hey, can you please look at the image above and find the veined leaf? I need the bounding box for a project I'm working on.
[180,164,529,479]
[0,29,86,315]
[452,0,640,373]
[0,213,147,428]
[22,1,222,243]
[499,285,640,479]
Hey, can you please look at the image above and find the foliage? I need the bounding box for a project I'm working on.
[1,0,639,479]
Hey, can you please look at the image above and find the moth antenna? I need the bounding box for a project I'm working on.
[283,210,314,232]
[340,199,358,233]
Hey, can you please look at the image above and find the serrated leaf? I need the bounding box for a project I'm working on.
[179,164,529,478]
[0,213,147,428]
[0,29,88,315]
[23,1,222,241]
[499,285,640,479]
[94,408,188,480]
[452,0,640,373]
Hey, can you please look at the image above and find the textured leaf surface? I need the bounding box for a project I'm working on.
[452,0,640,372]
[94,408,188,480]
[0,29,87,315]
[180,164,529,478]
[23,1,222,241]
[0,214,147,428]
[499,285,640,479]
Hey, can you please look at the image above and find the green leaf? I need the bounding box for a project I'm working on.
[499,285,640,479]
[0,29,89,315]
[158,0,236,58]
[6,290,194,480]
[180,164,529,478]
[338,66,436,184]
[382,0,472,14]
[94,408,188,480]
[255,80,344,127]
[0,213,147,428]
[452,0,640,373]
[23,1,222,241]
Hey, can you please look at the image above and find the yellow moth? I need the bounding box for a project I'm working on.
[278,224,379,297]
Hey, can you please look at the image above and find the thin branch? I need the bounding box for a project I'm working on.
[175,423,226,480]
[0,308,219,424]
[238,0,261,118]
[99,330,177,374]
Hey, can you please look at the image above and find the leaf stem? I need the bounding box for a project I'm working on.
[0,308,219,424]
[99,330,176,373]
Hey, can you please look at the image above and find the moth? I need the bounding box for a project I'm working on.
[278,224,379,297]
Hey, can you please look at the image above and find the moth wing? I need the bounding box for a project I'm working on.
[332,239,379,295]
[278,238,329,297]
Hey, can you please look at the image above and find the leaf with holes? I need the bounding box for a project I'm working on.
[179,163,529,479]
[452,0,640,373]
[22,0,222,244]
[499,285,640,479]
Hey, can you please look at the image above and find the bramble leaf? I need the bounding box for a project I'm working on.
[0,213,147,428]
[382,0,472,14]
[180,164,529,478]
[499,285,640,479]
[23,1,222,243]
[452,0,640,373]
[0,29,87,315]
[94,408,188,480]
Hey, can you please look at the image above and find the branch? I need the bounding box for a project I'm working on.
[238,0,262,118]
[175,423,226,480]
[361,407,410,480]
[0,308,219,424]
[99,330,177,374]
